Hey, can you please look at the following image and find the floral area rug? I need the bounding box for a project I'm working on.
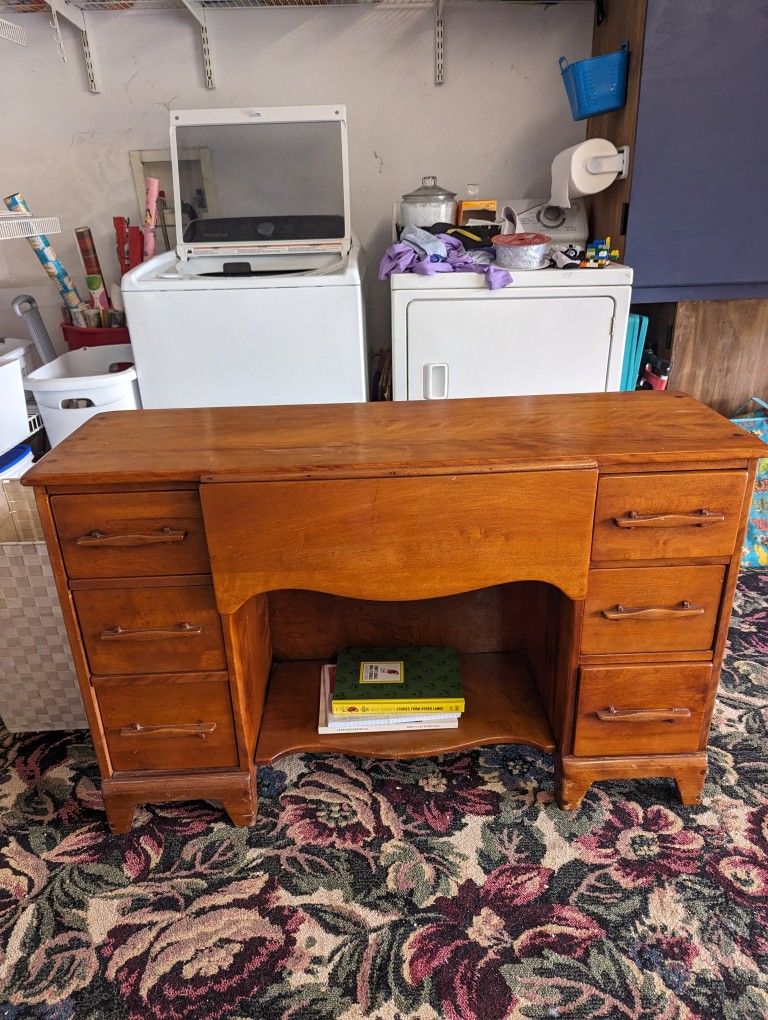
[1,572,767,1020]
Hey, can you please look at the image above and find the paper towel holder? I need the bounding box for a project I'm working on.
[586,145,630,180]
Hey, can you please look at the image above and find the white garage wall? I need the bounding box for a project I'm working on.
[0,1,593,352]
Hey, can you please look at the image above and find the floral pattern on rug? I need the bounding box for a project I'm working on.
[0,572,767,1019]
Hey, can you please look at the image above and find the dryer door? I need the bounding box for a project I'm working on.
[406,293,619,399]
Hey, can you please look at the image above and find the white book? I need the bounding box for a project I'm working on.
[318,664,460,735]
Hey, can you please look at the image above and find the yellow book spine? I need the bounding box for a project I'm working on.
[331,699,465,715]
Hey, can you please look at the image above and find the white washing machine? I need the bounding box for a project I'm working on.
[122,105,368,409]
[123,246,367,408]
[390,264,632,401]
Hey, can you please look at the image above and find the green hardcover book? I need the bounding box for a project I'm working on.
[332,646,464,715]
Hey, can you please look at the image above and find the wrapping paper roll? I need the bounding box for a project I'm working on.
[5,192,87,326]
[86,273,109,309]
[75,226,111,311]
[143,177,159,261]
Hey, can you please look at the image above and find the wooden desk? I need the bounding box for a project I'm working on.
[23,392,763,833]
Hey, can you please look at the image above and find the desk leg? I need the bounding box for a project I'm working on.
[674,761,707,806]
[102,769,259,832]
[555,758,593,811]
[557,753,708,810]
[104,792,136,834]
[222,769,259,827]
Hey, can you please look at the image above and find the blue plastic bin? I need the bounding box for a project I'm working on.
[560,42,629,121]
[620,313,649,392]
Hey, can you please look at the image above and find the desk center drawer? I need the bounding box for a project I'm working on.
[201,468,598,612]
[52,491,210,579]
[74,584,226,675]
[582,565,725,654]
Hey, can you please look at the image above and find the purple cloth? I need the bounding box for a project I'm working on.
[379,233,512,290]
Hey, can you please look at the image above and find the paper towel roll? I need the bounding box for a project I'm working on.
[549,138,621,209]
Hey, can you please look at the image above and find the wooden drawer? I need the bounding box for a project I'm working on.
[95,673,238,772]
[52,491,210,579]
[582,565,725,654]
[201,468,599,612]
[74,585,227,676]
[574,663,713,757]
[592,471,747,562]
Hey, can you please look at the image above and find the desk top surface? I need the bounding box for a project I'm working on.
[24,391,765,488]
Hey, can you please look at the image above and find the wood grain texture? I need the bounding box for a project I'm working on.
[68,574,212,591]
[73,585,226,675]
[202,471,597,612]
[254,653,555,764]
[268,585,531,660]
[29,393,762,823]
[221,594,272,771]
[52,490,210,579]
[32,489,114,778]
[592,471,747,562]
[701,459,760,745]
[522,588,584,752]
[521,584,560,733]
[95,673,238,772]
[586,0,648,254]
[556,752,707,811]
[669,300,768,416]
[553,595,584,754]
[520,585,583,748]
[582,565,725,654]
[21,393,764,490]
[574,662,713,756]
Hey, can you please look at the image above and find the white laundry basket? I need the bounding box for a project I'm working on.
[26,344,141,447]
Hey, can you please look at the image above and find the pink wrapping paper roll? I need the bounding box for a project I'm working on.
[143,177,160,261]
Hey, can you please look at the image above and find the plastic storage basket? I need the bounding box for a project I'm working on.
[26,343,140,448]
[61,323,130,351]
[560,42,629,121]
[1,490,86,731]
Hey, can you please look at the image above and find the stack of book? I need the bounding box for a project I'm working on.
[318,646,464,735]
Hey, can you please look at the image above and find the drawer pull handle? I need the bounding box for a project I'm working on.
[597,706,691,724]
[119,721,216,740]
[601,600,705,621]
[100,622,203,642]
[614,509,726,529]
[76,527,187,547]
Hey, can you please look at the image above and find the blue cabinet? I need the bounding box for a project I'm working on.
[624,0,768,302]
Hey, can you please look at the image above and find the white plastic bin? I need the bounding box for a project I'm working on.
[0,359,29,457]
[26,344,141,447]
[0,337,40,381]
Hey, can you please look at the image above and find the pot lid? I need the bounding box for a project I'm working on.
[401,176,457,203]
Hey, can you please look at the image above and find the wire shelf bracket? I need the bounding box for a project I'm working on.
[434,0,444,85]
[47,0,100,92]
[177,0,216,88]
[0,0,472,89]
